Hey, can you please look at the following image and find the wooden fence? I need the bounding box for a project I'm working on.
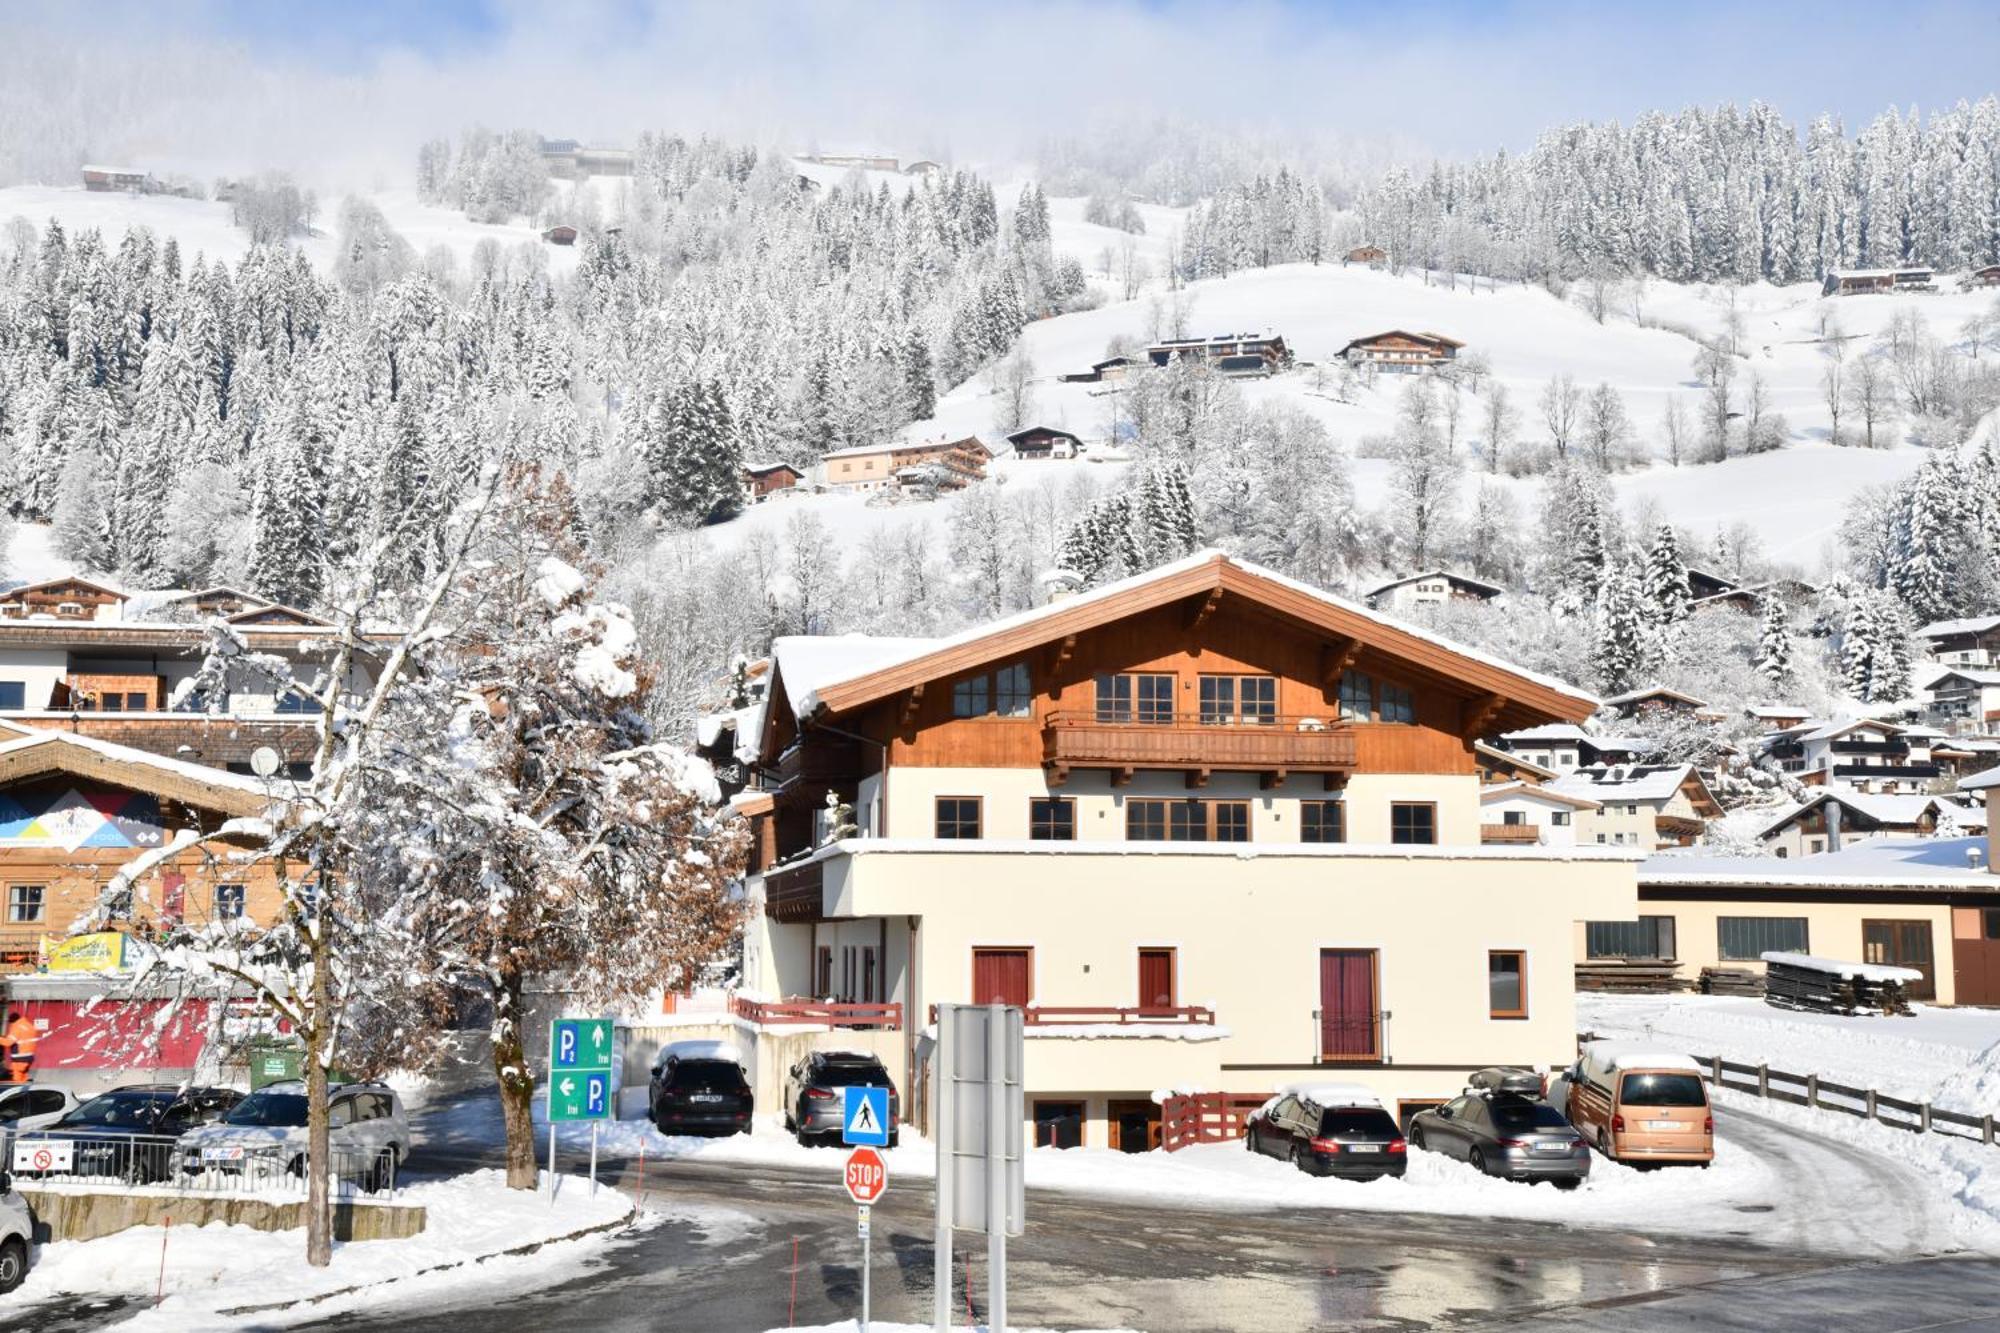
[1697,1054,1998,1148]
[1160,1092,1269,1152]
[728,996,904,1029]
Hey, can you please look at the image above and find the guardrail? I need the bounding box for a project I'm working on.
[1694,1054,1997,1148]
[8,1131,400,1195]
[729,996,904,1029]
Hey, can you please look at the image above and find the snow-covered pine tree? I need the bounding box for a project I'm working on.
[246,401,328,608]
[1640,522,1692,630]
[1592,559,1648,694]
[50,447,110,572]
[1754,595,1795,688]
[1890,454,1963,623]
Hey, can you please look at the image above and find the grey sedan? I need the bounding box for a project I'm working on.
[1408,1093,1590,1188]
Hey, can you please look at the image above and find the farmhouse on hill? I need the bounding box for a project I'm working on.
[1006,426,1083,460]
[1822,266,1935,297]
[1145,334,1289,377]
[1338,330,1465,373]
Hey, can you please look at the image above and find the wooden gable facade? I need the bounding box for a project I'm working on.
[0,577,126,622]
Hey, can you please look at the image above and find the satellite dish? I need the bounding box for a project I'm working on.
[249,747,283,779]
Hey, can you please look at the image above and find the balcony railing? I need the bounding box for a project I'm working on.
[1829,739,1909,755]
[729,995,902,1029]
[1831,763,1940,779]
[928,1004,1216,1026]
[1042,711,1357,779]
[762,858,827,924]
[1480,823,1542,845]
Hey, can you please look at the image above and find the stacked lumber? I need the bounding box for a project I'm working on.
[1761,952,1915,1016]
[1574,960,1690,993]
[1700,967,1765,997]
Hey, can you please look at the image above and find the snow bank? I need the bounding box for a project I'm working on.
[15,1169,634,1332]
[1762,950,1925,983]
[771,1324,1136,1333]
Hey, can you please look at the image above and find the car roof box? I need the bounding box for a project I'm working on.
[1468,1066,1543,1097]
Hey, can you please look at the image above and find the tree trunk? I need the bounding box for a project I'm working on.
[492,972,539,1190]
[305,929,332,1267]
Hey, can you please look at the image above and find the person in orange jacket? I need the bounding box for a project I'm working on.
[3,1010,37,1083]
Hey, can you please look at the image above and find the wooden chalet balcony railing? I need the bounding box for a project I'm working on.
[1042,712,1357,782]
[729,995,903,1029]
[1479,823,1542,845]
[762,857,827,924]
[929,1004,1216,1027]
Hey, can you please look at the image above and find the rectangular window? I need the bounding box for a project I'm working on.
[1126,799,1167,841]
[100,693,123,712]
[1378,681,1414,725]
[952,675,989,718]
[1488,950,1527,1018]
[1717,916,1808,962]
[1301,800,1345,843]
[1136,673,1174,724]
[935,797,982,839]
[972,947,1031,1006]
[1138,948,1177,1007]
[214,884,247,920]
[1390,802,1436,845]
[1168,801,1208,842]
[1488,948,1528,1012]
[1211,801,1250,843]
[1551,811,1571,826]
[1029,798,1074,841]
[1337,670,1373,722]
[6,885,44,924]
[1502,809,1525,826]
[993,663,1032,717]
[1033,1099,1085,1149]
[1199,675,1235,724]
[0,682,23,710]
[1094,673,1132,723]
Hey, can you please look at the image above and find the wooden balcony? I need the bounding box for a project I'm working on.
[1042,712,1357,786]
[1479,823,1542,845]
[729,995,902,1029]
[762,857,827,923]
[928,1004,1216,1027]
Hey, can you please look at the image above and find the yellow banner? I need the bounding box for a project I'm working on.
[41,931,127,974]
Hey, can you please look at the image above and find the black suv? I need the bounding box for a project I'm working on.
[15,1084,241,1183]
[1244,1086,1407,1179]
[649,1049,753,1137]
[783,1051,900,1147]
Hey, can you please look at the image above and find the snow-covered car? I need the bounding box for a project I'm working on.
[0,1084,79,1136]
[0,1169,30,1293]
[178,1080,411,1192]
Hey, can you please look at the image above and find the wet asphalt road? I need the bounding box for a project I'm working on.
[2,1103,1997,1331]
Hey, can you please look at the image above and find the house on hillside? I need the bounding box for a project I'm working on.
[1006,427,1083,461]
[1822,266,1935,296]
[1145,334,1290,377]
[0,577,129,623]
[1548,763,1721,849]
[1479,781,1600,848]
[742,462,804,504]
[1686,568,1739,599]
[1923,668,2000,735]
[1745,704,1813,733]
[903,160,942,177]
[1491,724,1650,773]
[1343,244,1388,267]
[1057,357,1138,385]
[804,152,900,171]
[1689,579,1818,615]
[1364,570,1504,613]
[541,225,578,246]
[821,437,990,494]
[738,550,1639,1147]
[1917,614,2000,669]
[1963,264,2000,290]
[1760,717,1941,795]
[1600,686,1719,720]
[1757,789,1983,859]
[1338,331,1465,373]
[81,165,151,193]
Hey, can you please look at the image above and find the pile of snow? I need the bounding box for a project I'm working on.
[14,1169,633,1331]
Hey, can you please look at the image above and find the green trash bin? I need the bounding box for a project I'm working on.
[247,1040,304,1090]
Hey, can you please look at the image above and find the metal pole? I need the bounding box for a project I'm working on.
[987,1003,1006,1333]
[933,1005,954,1333]
[590,1122,599,1197]
[860,1203,872,1333]
[547,1120,557,1203]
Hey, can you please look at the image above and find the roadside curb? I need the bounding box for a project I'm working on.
[213,1205,639,1317]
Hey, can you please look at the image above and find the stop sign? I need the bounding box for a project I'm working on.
[844,1145,888,1204]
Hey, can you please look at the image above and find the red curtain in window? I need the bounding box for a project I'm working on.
[1319,949,1378,1059]
[1138,950,1175,1007]
[972,949,1031,1007]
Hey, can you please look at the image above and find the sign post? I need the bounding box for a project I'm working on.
[843,1145,888,1333]
[931,1003,1024,1333]
[546,1018,615,1200]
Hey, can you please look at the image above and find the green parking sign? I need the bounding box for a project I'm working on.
[548,1018,615,1122]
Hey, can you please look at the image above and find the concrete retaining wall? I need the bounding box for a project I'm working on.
[20,1186,426,1242]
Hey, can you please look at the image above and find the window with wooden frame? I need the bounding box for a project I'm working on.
[1377,680,1415,725]
[1096,672,1175,724]
[1337,670,1373,721]
[1199,674,1277,725]
[1300,800,1345,843]
[951,675,989,718]
[1488,950,1527,1018]
[6,884,44,924]
[213,883,247,920]
[1717,916,1807,962]
[934,797,982,839]
[954,662,1033,718]
[1033,1099,1085,1149]
[1029,797,1075,841]
[1128,799,1248,843]
[1390,802,1436,845]
[1138,947,1177,1007]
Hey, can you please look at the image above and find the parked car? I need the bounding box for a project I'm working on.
[14,1084,240,1184]
[178,1080,411,1192]
[1408,1067,1589,1188]
[1563,1041,1714,1167]
[0,1169,29,1293]
[1244,1083,1407,1180]
[650,1041,754,1137]
[0,1083,79,1136]
[782,1050,901,1147]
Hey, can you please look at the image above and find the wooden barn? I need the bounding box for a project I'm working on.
[81,165,150,193]
[541,225,579,246]
[742,462,804,503]
[1344,244,1388,267]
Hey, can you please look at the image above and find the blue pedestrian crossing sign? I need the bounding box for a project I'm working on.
[548,1018,615,1122]
[841,1085,891,1146]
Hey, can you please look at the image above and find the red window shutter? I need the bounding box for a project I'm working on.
[973,949,1030,1007]
[1138,950,1175,1007]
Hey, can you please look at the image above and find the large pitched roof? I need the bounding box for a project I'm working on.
[0,728,275,816]
[1364,569,1505,600]
[1549,762,1706,806]
[777,552,1596,728]
[1918,614,2000,638]
[1641,835,1992,889]
[1756,790,1975,839]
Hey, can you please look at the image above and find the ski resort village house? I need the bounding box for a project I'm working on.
[1144,334,1290,377]
[1822,266,1936,296]
[741,461,804,504]
[1490,723,1649,773]
[819,437,991,494]
[1337,330,1465,373]
[1005,426,1084,461]
[1963,264,2000,290]
[737,552,1640,1146]
[1343,244,1388,267]
[80,165,152,193]
[1545,763,1721,850]
[1758,718,1943,794]
[1755,790,1983,860]
[1364,570,1505,614]
[1918,614,2000,669]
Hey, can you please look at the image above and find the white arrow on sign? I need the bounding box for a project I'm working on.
[559,1077,576,1097]
[592,1025,606,1050]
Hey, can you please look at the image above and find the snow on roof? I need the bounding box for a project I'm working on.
[1917,614,2000,638]
[1929,669,2000,686]
[1279,1081,1382,1108]
[1579,1041,1704,1075]
[1745,704,1811,719]
[1364,569,1505,600]
[658,1038,744,1065]
[1797,716,1903,743]
[1602,685,1708,708]
[1759,790,1950,837]
[1828,266,1934,279]
[0,729,274,796]
[1761,951,1924,983]
[1480,780,1602,810]
[1640,835,1995,888]
[1474,741,1558,778]
[1959,764,2000,792]
[773,633,941,715]
[1500,723,1590,743]
[1549,763,1693,804]
[785,551,1597,720]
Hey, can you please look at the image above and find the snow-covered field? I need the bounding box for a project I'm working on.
[10,1168,634,1332]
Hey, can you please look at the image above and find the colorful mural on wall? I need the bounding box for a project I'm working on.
[0,784,166,852]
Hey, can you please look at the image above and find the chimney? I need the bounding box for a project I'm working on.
[1967,844,1986,871]
[1040,568,1083,605]
[1825,798,1842,853]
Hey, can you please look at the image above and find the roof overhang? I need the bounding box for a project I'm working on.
[0,735,273,818]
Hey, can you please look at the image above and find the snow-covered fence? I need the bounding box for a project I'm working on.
[1696,1055,1997,1148]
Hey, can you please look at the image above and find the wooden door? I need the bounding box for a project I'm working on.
[1318,948,1379,1060]
[1864,919,1936,1000]
[1952,908,2000,1005]
[972,948,1031,1007]
[1138,948,1177,1008]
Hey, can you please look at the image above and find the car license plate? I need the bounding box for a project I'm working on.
[203,1146,245,1162]
[1647,1120,1679,1130]
[1348,1144,1380,1154]
[690,1094,723,1103]
[1534,1142,1569,1154]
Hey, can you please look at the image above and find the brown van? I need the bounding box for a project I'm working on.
[1564,1041,1713,1167]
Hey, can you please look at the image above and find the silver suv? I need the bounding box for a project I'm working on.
[179,1080,412,1192]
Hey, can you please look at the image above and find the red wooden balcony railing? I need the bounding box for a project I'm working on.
[1160,1091,1270,1151]
[1042,711,1357,779]
[927,1004,1216,1026]
[729,995,903,1029]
